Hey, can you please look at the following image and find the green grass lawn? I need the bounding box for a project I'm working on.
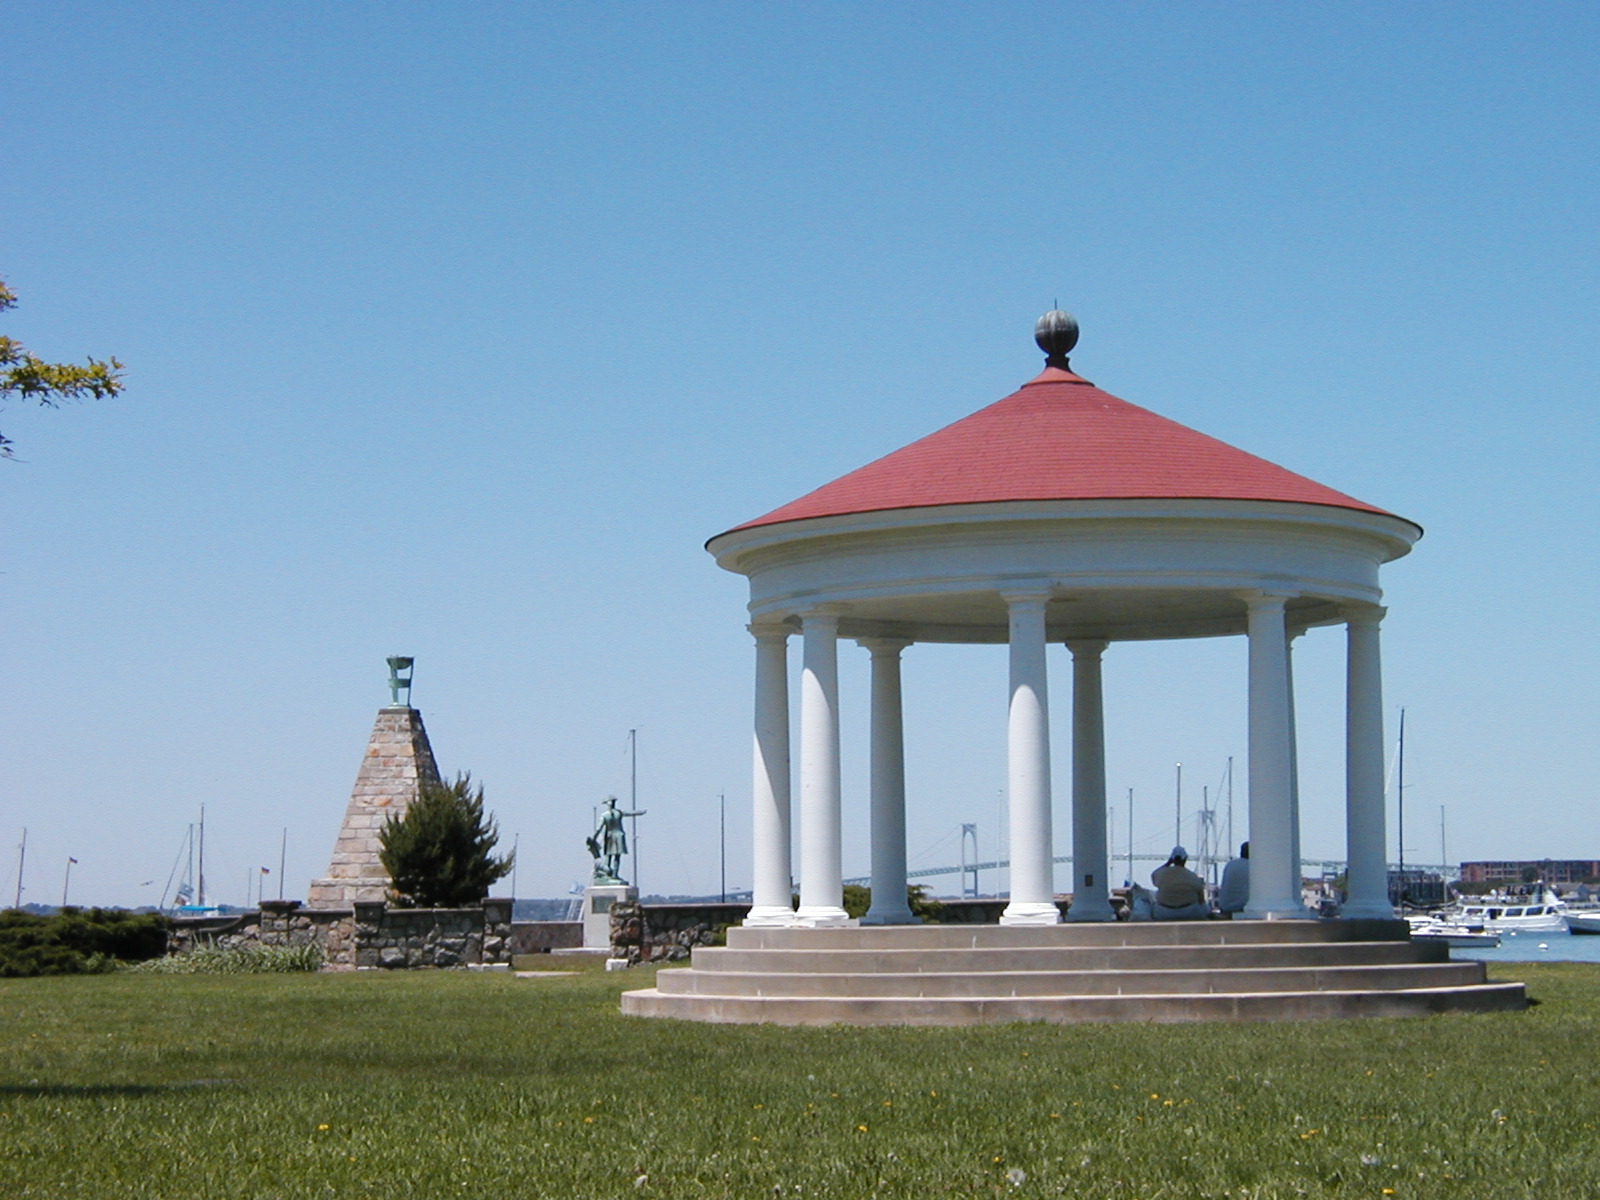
[1,961,1594,1199]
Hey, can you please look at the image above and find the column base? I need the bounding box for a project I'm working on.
[793,906,856,928]
[1242,903,1310,921]
[1000,901,1062,926]
[860,907,919,926]
[741,905,798,928]
[1338,902,1397,920]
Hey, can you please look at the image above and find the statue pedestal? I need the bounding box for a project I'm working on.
[583,883,636,950]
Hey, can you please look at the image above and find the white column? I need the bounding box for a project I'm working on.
[1001,589,1060,925]
[1286,628,1304,908]
[1242,591,1303,919]
[795,609,850,927]
[744,624,794,927]
[859,638,916,925]
[1065,639,1115,921]
[1343,606,1392,919]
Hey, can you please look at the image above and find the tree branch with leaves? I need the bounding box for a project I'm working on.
[1,278,123,457]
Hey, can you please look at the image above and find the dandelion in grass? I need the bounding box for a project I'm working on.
[1361,1154,1382,1167]
[317,1124,330,1132]
[1006,1167,1026,1187]
[856,1125,868,1133]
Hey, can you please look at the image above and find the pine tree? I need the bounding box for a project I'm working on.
[378,773,513,907]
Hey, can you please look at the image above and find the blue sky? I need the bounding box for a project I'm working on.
[4,2,1596,906]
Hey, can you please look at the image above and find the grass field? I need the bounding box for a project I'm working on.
[1,960,1595,1199]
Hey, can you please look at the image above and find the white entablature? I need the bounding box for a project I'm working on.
[709,497,1418,644]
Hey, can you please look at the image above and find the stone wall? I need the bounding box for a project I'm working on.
[167,898,513,969]
[606,898,1120,964]
[509,921,584,955]
[609,901,751,965]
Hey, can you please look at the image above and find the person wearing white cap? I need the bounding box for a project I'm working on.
[1150,846,1209,920]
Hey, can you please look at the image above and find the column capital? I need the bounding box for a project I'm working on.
[798,605,846,631]
[747,622,793,644]
[1065,638,1108,657]
[1236,588,1297,610]
[857,636,912,656]
[999,585,1054,610]
[1342,604,1387,627]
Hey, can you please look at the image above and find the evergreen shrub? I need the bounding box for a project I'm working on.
[379,773,513,907]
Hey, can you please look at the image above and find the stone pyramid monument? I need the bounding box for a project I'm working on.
[308,658,442,907]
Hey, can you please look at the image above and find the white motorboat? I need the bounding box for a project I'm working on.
[1564,911,1600,935]
[1406,916,1499,947]
[1452,886,1568,934]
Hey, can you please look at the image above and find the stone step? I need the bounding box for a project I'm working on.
[652,960,1487,998]
[691,939,1445,975]
[620,982,1528,1026]
[725,919,1409,952]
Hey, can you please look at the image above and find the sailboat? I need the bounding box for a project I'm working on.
[161,807,223,916]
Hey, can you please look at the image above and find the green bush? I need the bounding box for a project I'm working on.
[379,772,513,907]
[0,907,170,977]
[129,941,324,974]
[839,885,946,921]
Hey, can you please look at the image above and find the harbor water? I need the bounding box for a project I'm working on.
[1451,929,1600,964]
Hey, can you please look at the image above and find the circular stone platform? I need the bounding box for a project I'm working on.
[620,923,1524,1025]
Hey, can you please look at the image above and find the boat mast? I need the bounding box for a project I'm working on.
[1396,708,1407,887]
[1174,763,1182,849]
[14,828,25,909]
[197,804,207,909]
[1225,756,1234,855]
[629,728,639,891]
[1127,788,1134,887]
[1439,805,1447,886]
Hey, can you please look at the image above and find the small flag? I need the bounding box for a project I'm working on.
[261,867,271,874]
[68,857,78,864]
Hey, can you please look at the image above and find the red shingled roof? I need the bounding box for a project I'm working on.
[735,366,1392,531]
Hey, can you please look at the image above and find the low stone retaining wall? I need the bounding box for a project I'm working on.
[606,897,1133,963]
[610,901,751,965]
[167,899,514,969]
[509,921,584,955]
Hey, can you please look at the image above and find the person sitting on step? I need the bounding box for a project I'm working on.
[1217,842,1250,918]
[1150,846,1209,920]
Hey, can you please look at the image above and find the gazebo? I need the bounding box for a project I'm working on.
[620,313,1524,1024]
[715,311,1411,928]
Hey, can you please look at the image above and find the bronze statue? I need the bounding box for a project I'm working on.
[586,795,645,885]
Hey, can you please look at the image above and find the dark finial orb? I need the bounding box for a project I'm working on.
[1034,309,1079,368]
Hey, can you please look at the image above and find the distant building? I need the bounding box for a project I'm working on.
[1459,860,1600,885]
[1388,869,1446,906]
